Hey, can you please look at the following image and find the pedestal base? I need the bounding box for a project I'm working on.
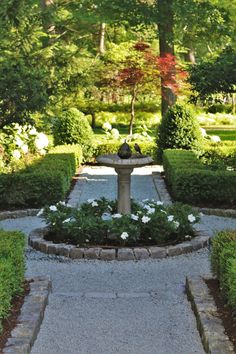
[115,167,134,214]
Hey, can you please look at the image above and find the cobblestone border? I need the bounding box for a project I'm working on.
[3,276,51,354]
[28,227,210,261]
[152,172,236,218]
[0,209,39,221]
[186,275,234,354]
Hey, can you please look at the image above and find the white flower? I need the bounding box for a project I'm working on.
[161,210,167,214]
[58,201,66,206]
[49,205,57,212]
[101,212,112,221]
[37,208,44,216]
[111,128,119,139]
[121,232,129,240]
[142,199,149,203]
[15,136,24,147]
[156,201,163,206]
[35,133,49,150]
[142,216,151,223]
[188,214,196,223]
[29,127,37,135]
[210,135,221,143]
[21,144,28,154]
[173,221,180,229]
[113,213,122,218]
[63,218,71,223]
[87,199,95,204]
[39,149,46,155]
[131,214,139,221]
[107,205,112,211]
[91,201,98,207]
[185,235,192,240]
[85,239,89,243]
[147,207,155,214]
[200,128,207,137]
[12,150,21,160]
[102,122,112,131]
[167,215,174,222]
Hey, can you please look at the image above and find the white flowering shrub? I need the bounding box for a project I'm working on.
[40,198,199,246]
[0,123,49,171]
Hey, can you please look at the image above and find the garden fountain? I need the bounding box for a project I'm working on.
[97,147,153,214]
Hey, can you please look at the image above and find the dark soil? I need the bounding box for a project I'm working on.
[0,280,31,354]
[205,278,236,352]
[44,230,192,248]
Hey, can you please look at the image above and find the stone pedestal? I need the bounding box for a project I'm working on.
[115,167,133,214]
[96,154,153,215]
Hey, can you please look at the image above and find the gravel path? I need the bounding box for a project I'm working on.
[1,165,236,354]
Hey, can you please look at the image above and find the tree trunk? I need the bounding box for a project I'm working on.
[99,23,106,55]
[129,87,136,136]
[91,112,96,129]
[157,0,176,118]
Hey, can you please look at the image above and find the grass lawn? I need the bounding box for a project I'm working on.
[206,129,236,141]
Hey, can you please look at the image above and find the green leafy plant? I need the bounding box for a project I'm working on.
[157,104,202,160]
[39,198,199,247]
[0,230,25,334]
[53,108,94,161]
[0,145,82,208]
[211,230,236,311]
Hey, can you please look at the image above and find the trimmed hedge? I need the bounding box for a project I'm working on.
[0,145,83,208]
[0,230,25,333]
[211,230,236,311]
[94,141,157,161]
[163,149,236,207]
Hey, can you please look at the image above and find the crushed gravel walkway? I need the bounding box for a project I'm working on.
[1,165,236,354]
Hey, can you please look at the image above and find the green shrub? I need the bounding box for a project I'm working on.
[53,108,94,161]
[0,145,82,208]
[93,141,157,161]
[163,149,236,207]
[157,104,202,160]
[0,230,25,333]
[211,230,236,310]
[41,198,199,247]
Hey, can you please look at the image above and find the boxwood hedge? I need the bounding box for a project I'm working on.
[0,145,83,208]
[163,149,236,207]
[0,230,25,333]
[211,230,236,311]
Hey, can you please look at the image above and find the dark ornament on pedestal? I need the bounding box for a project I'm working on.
[117,141,132,159]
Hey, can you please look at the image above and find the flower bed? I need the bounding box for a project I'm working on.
[37,198,200,247]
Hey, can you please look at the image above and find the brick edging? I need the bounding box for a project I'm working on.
[28,227,210,261]
[3,276,51,354]
[0,209,39,221]
[186,275,234,354]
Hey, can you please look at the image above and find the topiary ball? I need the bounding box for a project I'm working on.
[53,108,94,161]
[157,104,202,160]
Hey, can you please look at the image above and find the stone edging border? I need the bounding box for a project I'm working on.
[29,227,210,261]
[152,172,236,218]
[186,275,234,354]
[3,276,51,354]
[0,209,39,221]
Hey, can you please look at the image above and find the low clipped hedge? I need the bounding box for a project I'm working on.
[0,230,25,333]
[211,230,236,311]
[94,141,157,161]
[163,149,236,207]
[0,145,83,208]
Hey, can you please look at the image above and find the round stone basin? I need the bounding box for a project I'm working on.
[96,154,153,214]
